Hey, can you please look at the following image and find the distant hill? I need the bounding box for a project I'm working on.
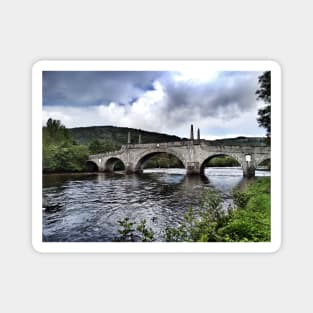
[68,125,267,147]
[208,136,268,146]
[69,125,182,146]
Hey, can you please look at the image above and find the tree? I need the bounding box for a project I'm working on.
[88,139,105,154]
[256,71,271,138]
[88,139,119,154]
[43,118,89,172]
[44,118,70,143]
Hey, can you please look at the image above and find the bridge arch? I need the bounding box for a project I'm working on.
[256,157,271,171]
[86,160,99,172]
[134,149,186,172]
[200,153,243,175]
[256,156,271,167]
[104,157,126,172]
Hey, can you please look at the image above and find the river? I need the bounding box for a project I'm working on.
[42,167,270,242]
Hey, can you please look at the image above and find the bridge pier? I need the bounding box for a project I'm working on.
[186,162,201,175]
[125,162,136,174]
[242,163,256,178]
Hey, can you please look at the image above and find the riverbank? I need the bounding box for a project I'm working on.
[162,176,271,242]
[219,177,271,242]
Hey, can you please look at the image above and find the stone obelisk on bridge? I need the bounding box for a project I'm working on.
[190,124,194,140]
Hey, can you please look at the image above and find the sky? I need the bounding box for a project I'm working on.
[42,70,266,139]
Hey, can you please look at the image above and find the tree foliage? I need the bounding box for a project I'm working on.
[43,118,89,172]
[114,218,155,242]
[144,153,184,169]
[88,139,120,154]
[165,190,229,242]
[43,118,72,145]
[256,71,271,138]
[204,155,240,167]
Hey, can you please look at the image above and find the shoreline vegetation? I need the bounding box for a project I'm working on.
[114,177,271,242]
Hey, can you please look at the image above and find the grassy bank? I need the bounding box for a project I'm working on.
[165,176,271,242]
[219,177,271,242]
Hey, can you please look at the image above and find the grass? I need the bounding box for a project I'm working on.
[219,177,271,242]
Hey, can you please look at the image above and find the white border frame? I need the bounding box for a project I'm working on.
[32,60,281,253]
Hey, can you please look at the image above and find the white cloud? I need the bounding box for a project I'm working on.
[42,71,265,139]
[42,100,264,140]
[42,110,72,125]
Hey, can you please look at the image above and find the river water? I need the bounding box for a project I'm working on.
[42,167,270,242]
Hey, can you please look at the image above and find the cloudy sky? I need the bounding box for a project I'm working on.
[42,70,266,139]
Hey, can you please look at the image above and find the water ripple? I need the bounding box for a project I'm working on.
[43,168,270,242]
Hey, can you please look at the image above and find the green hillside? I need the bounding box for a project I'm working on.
[209,137,269,147]
[69,125,182,146]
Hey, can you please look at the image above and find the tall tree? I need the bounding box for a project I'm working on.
[256,71,271,137]
[44,118,70,143]
[43,118,88,172]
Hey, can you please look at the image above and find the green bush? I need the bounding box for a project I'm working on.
[232,190,250,208]
[43,140,89,173]
[115,217,136,241]
[43,119,101,172]
[115,218,155,242]
[165,190,227,242]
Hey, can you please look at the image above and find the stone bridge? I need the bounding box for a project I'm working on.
[88,133,270,178]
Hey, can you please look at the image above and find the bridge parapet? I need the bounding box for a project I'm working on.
[89,139,269,159]
[124,140,199,149]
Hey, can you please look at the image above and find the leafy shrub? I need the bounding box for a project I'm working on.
[232,190,250,208]
[115,218,155,242]
[165,189,227,242]
[136,219,154,242]
[43,119,91,172]
[115,217,135,241]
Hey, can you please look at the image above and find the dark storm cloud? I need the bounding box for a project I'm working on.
[43,71,167,106]
[162,71,261,125]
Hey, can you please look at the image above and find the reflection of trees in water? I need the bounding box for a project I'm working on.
[180,174,209,190]
[257,158,271,170]
[144,172,211,198]
[143,153,184,169]
[43,173,98,188]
